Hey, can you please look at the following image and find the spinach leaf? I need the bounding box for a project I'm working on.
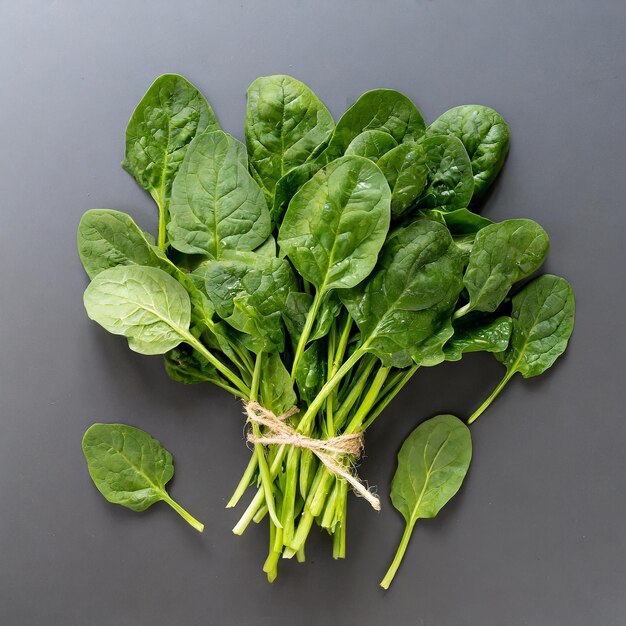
[294,342,327,406]
[278,155,391,292]
[468,274,575,423]
[320,89,425,163]
[427,104,510,198]
[260,352,297,415]
[377,142,429,219]
[444,315,512,362]
[416,135,474,212]
[245,75,334,204]
[164,345,219,384]
[203,256,298,353]
[345,130,398,162]
[457,219,550,316]
[381,414,472,589]
[122,74,219,249]
[167,130,271,257]
[423,207,493,235]
[340,220,464,368]
[271,162,320,228]
[83,265,192,355]
[82,423,204,531]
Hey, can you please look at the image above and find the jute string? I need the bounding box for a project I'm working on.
[244,401,380,510]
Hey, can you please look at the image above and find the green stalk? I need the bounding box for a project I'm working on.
[467,369,514,424]
[249,353,282,529]
[290,289,324,381]
[226,449,258,508]
[162,495,204,532]
[380,520,415,589]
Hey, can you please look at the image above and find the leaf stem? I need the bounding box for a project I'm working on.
[380,520,415,589]
[290,289,324,381]
[226,449,258,508]
[162,495,204,532]
[453,302,471,320]
[467,369,514,424]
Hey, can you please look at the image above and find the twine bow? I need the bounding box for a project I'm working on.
[244,401,380,510]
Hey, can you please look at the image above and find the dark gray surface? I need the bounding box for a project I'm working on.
[1,1,625,624]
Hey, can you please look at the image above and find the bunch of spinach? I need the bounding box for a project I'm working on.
[78,74,575,585]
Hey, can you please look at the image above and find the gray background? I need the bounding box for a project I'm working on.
[1,1,624,624]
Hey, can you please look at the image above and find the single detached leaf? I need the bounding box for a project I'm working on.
[461,219,550,314]
[416,135,474,212]
[278,155,391,293]
[122,74,219,242]
[168,130,271,257]
[320,89,425,162]
[245,75,334,203]
[496,274,575,378]
[427,104,510,198]
[340,220,464,368]
[345,130,398,162]
[445,315,512,362]
[83,265,191,355]
[381,414,471,588]
[82,423,203,531]
[377,142,429,219]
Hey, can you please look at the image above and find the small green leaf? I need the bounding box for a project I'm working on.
[122,74,219,248]
[427,104,510,198]
[320,89,425,163]
[83,265,191,355]
[496,274,575,378]
[445,315,512,362]
[82,423,203,531]
[345,130,398,162]
[167,130,271,257]
[245,75,334,204]
[381,414,472,588]
[164,345,218,384]
[459,219,550,315]
[260,352,297,415]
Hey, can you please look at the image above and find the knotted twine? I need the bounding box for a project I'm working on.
[244,401,380,510]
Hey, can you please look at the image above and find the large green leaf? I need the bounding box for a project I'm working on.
[83,265,191,355]
[460,219,550,315]
[427,104,510,198]
[122,74,219,246]
[245,75,334,204]
[381,414,471,588]
[340,220,464,368]
[278,155,391,293]
[496,274,575,378]
[82,423,203,531]
[320,89,425,163]
[167,130,271,257]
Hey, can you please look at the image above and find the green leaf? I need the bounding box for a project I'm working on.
[422,207,493,235]
[83,265,191,355]
[444,315,512,362]
[278,155,391,293]
[345,130,398,162]
[340,220,464,368]
[381,414,471,588]
[496,274,575,378]
[167,130,271,257]
[164,345,218,384]
[271,162,320,228]
[203,255,298,353]
[427,104,510,198]
[294,342,327,405]
[122,74,219,248]
[468,275,575,424]
[416,135,474,212]
[82,423,203,531]
[377,142,429,219]
[320,89,425,163]
[260,352,297,415]
[459,219,550,315]
[245,75,334,204]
